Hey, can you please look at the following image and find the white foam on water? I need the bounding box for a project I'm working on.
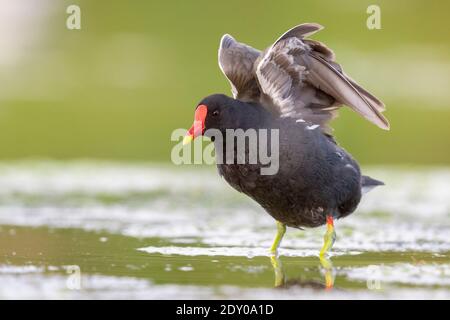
[137,245,360,258]
[342,263,450,287]
[0,204,448,253]
[0,161,222,196]
[178,265,194,272]
[0,273,214,300]
[0,265,44,274]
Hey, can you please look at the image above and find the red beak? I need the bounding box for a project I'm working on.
[183,105,207,145]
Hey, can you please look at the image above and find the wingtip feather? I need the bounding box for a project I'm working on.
[308,53,390,131]
[273,23,325,47]
[219,34,236,49]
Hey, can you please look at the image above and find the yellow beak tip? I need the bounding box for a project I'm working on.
[182,135,194,145]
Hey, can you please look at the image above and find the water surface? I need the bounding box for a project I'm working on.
[0,162,449,299]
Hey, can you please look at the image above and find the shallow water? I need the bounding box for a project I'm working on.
[0,161,449,299]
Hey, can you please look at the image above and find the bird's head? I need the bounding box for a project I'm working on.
[183,94,237,145]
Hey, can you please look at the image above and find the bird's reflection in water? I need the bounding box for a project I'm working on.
[319,254,335,290]
[270,254,285,287]
[269,254,335,290]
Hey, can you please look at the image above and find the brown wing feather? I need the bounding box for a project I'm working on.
[254,24,389,130]
[306,52,389,129]
[218,34,261,102]
[273,23,324,45]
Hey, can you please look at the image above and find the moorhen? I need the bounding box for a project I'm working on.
[183,23,388,261]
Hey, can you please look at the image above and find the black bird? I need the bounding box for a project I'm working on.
[183,23,388,262]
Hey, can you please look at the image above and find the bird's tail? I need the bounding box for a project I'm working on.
[361,175,384,195]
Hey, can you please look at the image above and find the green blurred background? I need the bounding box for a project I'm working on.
[0,0,448,164]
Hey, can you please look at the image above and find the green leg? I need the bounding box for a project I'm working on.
[270,221,286,255]
[319,215,336,289]
[319,215,336,259]
[269,221,286,287]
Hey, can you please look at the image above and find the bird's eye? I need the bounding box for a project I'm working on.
[212,110,220,117]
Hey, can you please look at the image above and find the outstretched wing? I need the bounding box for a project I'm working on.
[255,23,389,131]
[218,34,261,102]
